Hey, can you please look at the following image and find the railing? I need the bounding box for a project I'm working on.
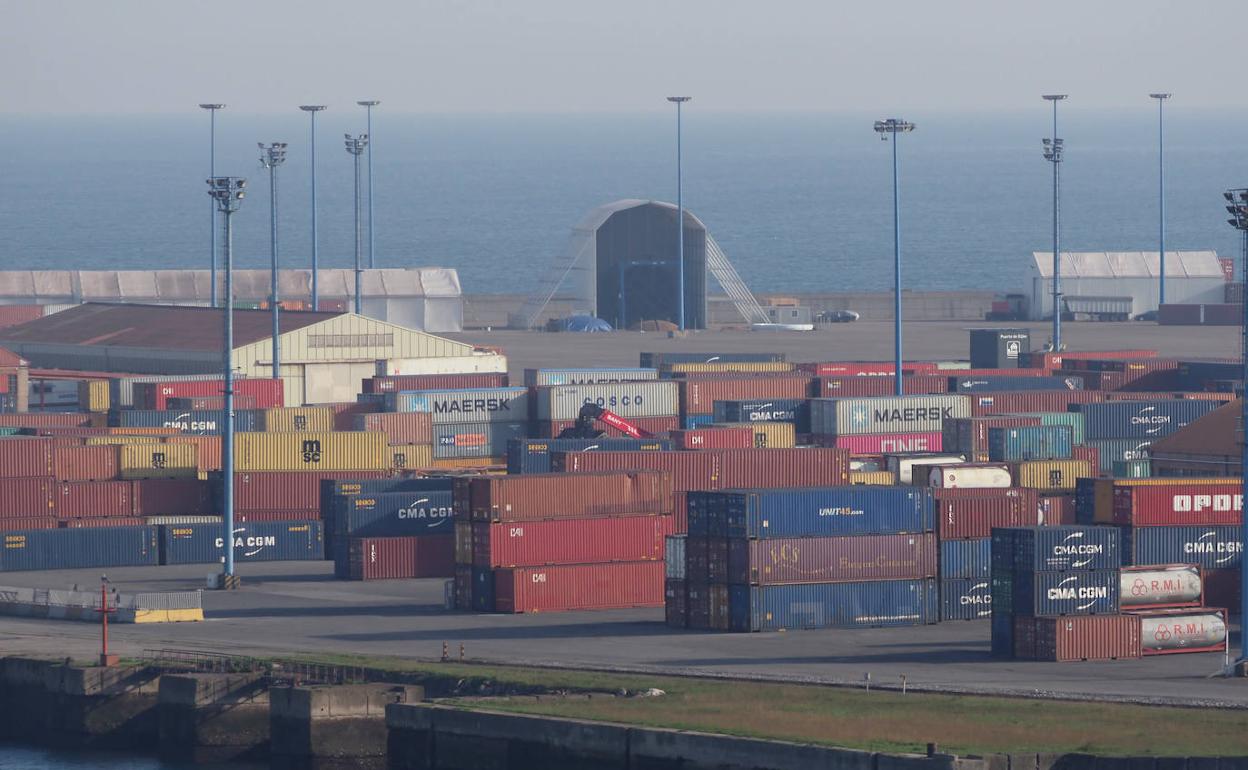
[142,648,369,685]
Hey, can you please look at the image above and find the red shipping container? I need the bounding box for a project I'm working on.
[236,510,319,522]
[472,515,673,568]
[0,516,57,531]
[798,362,939,377]
[536,416,679,439]
[718,448,850,488]
[60,517,145,528]
[462,471,674,521]
[364,373,509,394]
[555,450,718,493]
[0,476,55,518]
[670,427,755,450]
[166,394,259,411]
[671,492,688,534]
[134,378,284,411]
[54,480,131,518]
[1033,615,1143,662]
[322,400,381,430]
[0,438,54,478]
[354,412,433,444]
[52,445,120,481]
[969,390,1106,416]
[0,414,92,428]
[1038,494,1077,526]
[1112,483,1242,527]
[934,487,1040,539]
[131,478,214,516]
[1071,445,1100,475]
[680,375,813,415]
[818,375,948,398]
[165,435,224,473]
[346,535,455,580]
[234,470,389,512]
[1022,350,1159,369]
[733,532,936,584]
[493,561,665,613]
[818,432,942,454]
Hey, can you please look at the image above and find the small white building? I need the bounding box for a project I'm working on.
[1025,251,1228,320]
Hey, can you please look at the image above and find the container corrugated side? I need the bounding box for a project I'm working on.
[1071,400,1220,441]
[112,409,261,435]
[1011,412,1086,445]
[524,368,658,387]
[665,579,687,628]
[669,428,754,450]
[935,488,1040,539]
[467,471,673,521]
[79,380,110,412]
[234,470,390,512]
[353,412,433,445]
[0,477,55,519]
[849,471,896,485]
[505,438,673,474]
[1016,460,1091,490]
[52,445,120,482]
[665,534,686,579]
[939,538,991,579]
[389,444,434,471]
[717,448,850,489]
[389,387,530,424]
[809,395,970,436]
[1122,525,1241,569]
[987,426,1074,462]
[1085,439,1153,474]
[817,375,949,398]
[0,438,54,478]
[433,422,526,459]
[554,451,719,493]
[1033,615,1142,661]
[132,479,214,516]
[721,487,933,538]
[819,432,942,454]
[160,520,323,564]
[743,579,938,631]
[262,407,335,432]
[118,443,198,480]
[234,431,389,472]
[1112,481,1241,527]
[472,516,673,568]
[712,399,810,430]
[344,535,454,580]
[492,562,665,613]
[939,578,992,620]
[0,526,160,571]
[732,533,936,585]
[54,481,131,519]
[666,361,795,374]
[681,376,812,416]
[164,435,224,473]
[535,382,679,421]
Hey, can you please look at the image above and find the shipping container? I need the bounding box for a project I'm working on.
[389,444,434,470]
[0,526,159,571]
[113,409,261,435]
[60,517,146,528]
[680,376,812,416]
[164,434,224,473]
[54,480,131,519]
[1134,608,1227,654]
[940,538,991,579]
[472,516,673,568]
[343,535,454,580]
[716,487,933,539]
[797,362,937,377]
[1038,494,1077,526]
[943,416,1044,463]
[1016,459,1091,490]
[132,479,214,516]
[1085,439,1153,474]
[950,375,1083,393]
[1008,412,1086,445]
[940,578,992,620]
[1113,481,1241,527]
[706,422,796,449]
[110,374,235,409]
[885,453,965,485]
[669,427,755,450]
[134,378,283,411]
[363,372,509,394]
[993,569,1120,616]
[524,368,658,387]
[534,382,679,422]
[711,399,810,430]
[433,421,527,459]
[0,477,55,519]
[741,578,938,631]
[492,561,665,613]
[809,395,970,436]
[230,470,389,513]
[386,387,531,424]
[817,375,949,398]
[1122,525,1241,570]
[643,352,785,368]
[1070,400,1220,441]
[78,380,110,413]
[166,394,259,411]
[118,442,198,480]
[849,471,896,485]
[0,437,54,478]
[462,471,672,521]
[729,532,936,585]
[554,448,850,493]
[987,425,1074,462]
[1112,459,1152,479]
[534,416,681,440]
[970,390,1106,417]
[928,464,1012,489]
[0,414,92,429]
[666,361,795,374]
[332,490,454,537]
[665,534,686,580]
[665,579,687,628]
[0,517,57,531]
[352,412,433,445]
[263,407,334,433]
[1120,564,1202,609]
[52,445,119,482]
[819,432,942,454]
[992,526,1121,572]
[160,520,323,564]
[936,488,1040,539]
[1032,615,1142,661]
[505,437,673,475]
[234,431,388,472]
[238,510,325,522]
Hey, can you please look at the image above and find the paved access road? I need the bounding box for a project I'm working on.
[0,563,1238,707]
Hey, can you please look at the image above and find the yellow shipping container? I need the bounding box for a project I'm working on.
[850,471,897,486]
[234,431,389,472]
[430,456,504,469]
[77,380,111,413]
[1017,459,1092,490]
[665,361,795,374]
[263,407,335,433]
[389,443,434,470]
[711,421,796,448]
[119,442,198,479]
[165,434,224,473]
[86,436,164,446]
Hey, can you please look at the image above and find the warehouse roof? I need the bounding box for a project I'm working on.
[572,199,708,233]
[0,303,341,352]
[1148,399,1241,458]
[1029,251,1224,279]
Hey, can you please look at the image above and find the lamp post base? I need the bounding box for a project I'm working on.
[209,573,242,591]
[99,654,120,668]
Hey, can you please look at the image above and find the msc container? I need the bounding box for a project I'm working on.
[0,477,55,519]
[969,328,1030,369]
[819,432,942,454]
[352,412,433,445]
[669,427,755,450]
[234,431,388,472]
[131,479,214,516]
[885,453,965,485]
[665,534,686,579]
[1112,481,1241,527]
[729,532,936,585]
[809,395,970,436]
[386,387,530,425]
[433,422,526,459]
[1134,608,1228,655]
[263,407,335,433]
[1120,564,1202,609]
[712,399,810,430]
[118,443,198,480]
[363,372,509,394]
[54,481,131,519]
[680,376,812,416]
[928,464,1012,489]
[0,525,160,571]
[992,526,1121,572]
[524,368,658,386]
[940,538,991,579]
[113,409,261,435]
[943,416,1044,463]
[1032,615,1142,661]
[463,471,673,521]
[389,444,433,471]
[709,422,796,449]
[995,569,1120,616]
[333,490,454,537]
[940,578,992,620]
[78,380,111,412]
[987,426,1073,462]
[0,438,54,478]
[1122,525,1241,570]
[472,516,673,568]
[718,487,933,539]
[742,578,938,631]
[492,561,665,613]
[52,445,120,482]
[160,520,323,564]
[505,438,673,475]
[849,471,896,485]
[1071,400,1220,441]
[344,535,455,580]
[535,382,679,421]
[935,488,1040,539]
[1016,459,1091,490]
[165,435,224,474]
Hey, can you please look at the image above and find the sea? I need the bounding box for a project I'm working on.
[0,745,257,769]
[2,109,1248,299]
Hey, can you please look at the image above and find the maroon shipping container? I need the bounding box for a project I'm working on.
[353,412,433,444]
[1032,615,1143,662]
[536,416,679,439]
[472,515,673,568]
[816,432,943,454]
[818,375,949,398]
[492,561,665,613]
[346,535,455,580]
[53,445,120,482]
[320,400,381,430]
[1113,483,1242,527]
[798,362,939,377]
[1204,569,1240,610]
[134,378,284,410]
[0,438,54,478]
[718,448,850,488]
[0,516,57,531]
[54,480,131,519]
[462,471,674,521]
[680,375,813,415]
[60,517,146,528]
[669,427,755,450]
[969,390,1106,417]
[235,470,389,511]
[166,394,259,411]
[671,492,688,534]
[665,579,687,628]
[1071,446,1100,475]
[0,414,92,428]
[236,510,321,522]
[0,477,54,518]
[364,372,509,394]
[731,532,937,585]
[1038,494,1077,526]
[1013,616,1037,659]
[934,487,1040,539]
[131,478,214,516]
[1054,369,1125,392]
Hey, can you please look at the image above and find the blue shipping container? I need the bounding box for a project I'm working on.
[1178,361,1240,391]
[1070,400,1219,441]
[735,578,939,631]
[712,399,811,432]
[683,414,714,429]
[161,521,324,564]
[718,487,934,539]
[433,421,527,459]
[332,490,454,537]
[940,578,992,620]
[112,409,262,435]
[950,375,1083,392]
[990,611,1015,657]
[939,538,991,579]
[0,526,160,571]
[1085,439,1154,474]
[1122,525,1241,570]
[987,425,1074,462]
[994,569,1120,616]
[505,438,673,474]
[641,352,785,367]
[991,526,1121,572]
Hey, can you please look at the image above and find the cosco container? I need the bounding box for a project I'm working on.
[717,487,933,539]
[492,561,665,613]
[940,578,992,620]
[118,442,198,479]
[472,516,673,568]
[680,376,812,417]
[524,368,658,387]
[994,569,1120,616]
[987,425,1073,462]
[234,431,388,472]
[885,454,965,485]
[112,409,261,435]
[535,382,678,421]
[505,438,673,475]
[352,412,433,445]
[461,471,672,521]
[160,520,324,564]
[992,526,1121,572]
[262,407,335,433]
[433,422,526,459]
[819,432,942,454]
[1015,460,1091,490]
[1120,565,1202,608]
[1112,481,1241,527]
[729,532,937,585]
[935,488,1040,539]
[741,578,938,631]
[1031,615,1142,661]
[1121,525,1241,569]
[386,387,530,424]
[0,526,159,571]
[809,395,969,436]
[343,535,455,580]
[940,538,991,579]
[1070,400,1219,441]
[332,490,454,537]
[711,399,810,431]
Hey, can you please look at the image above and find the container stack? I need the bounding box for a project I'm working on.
[383,387,529,468]
[534,381,681,437]
[1069,400,1220,474]
[321,477,455,580]
[809,394,971,455]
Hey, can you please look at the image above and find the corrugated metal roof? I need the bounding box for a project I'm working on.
[0,303,342,352]
[1029,251,1223,279]
[1148,399,1241,458]
[572,199,707,233]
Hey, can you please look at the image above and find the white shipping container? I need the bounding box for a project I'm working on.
[928,464,1013,489]
[884,453,966,485]
[665,535,686,580]
[810,395,970,436]
[390,387,529,424]
[535,381,679,421]
[376,354,508,377]
[524,368,658,387]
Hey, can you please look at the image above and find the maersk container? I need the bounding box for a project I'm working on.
[739,578,939,631]
[112,409,261,435]
[997,569,1120,616]
[712,399,811,431]
[940,578,991,620]
[0,526,160,571]
[386,387,530,425]
[729,533,937,585]
[1070,400,1219,441]
[524,368,658,387]
[433,421,527,459]
[1122,525,1241,569]
[160,520,324,564]
[718,487,934,539]
[940,538,991,579]
[505,438,673,475]
[950,375,1083,392]
[809,395,970,436]
[535,381,679,421]
[1011,412,1086,446]
[884,453,965,484]
[332,490,454,537]
[991,526,1121,572]
[987,425,1074,462]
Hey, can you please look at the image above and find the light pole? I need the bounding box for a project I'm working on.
[259,142,287,380]
[345,134,369,315]
[206,176,246,584]
[874,118,916,397]
[299,105,327,310]
[358,101,380,269]
[1151,93,1171,306]
[199,104,225,307]
[1222,188,1248,656]
[666,97,691,330]
[1042,94,1067,351]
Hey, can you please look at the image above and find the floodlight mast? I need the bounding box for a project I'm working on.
[259,143,288,379]
[873,118,916,396]
[1042,94,1067,351]
[299,106,327,309]
[1223,187,1248,662]
[345,134,369,314]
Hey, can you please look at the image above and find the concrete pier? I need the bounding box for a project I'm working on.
[157,672,270,764]
[270,683,422,770]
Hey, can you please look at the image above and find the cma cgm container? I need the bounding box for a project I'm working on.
[728,532,937,584]
[161,520,324,564]
[434,422,526,459]
[712,399,810,431]
[1112,481,1241,527]
[462,471,672,521]
[939,538,991,579]
[332,490,454,537]
[352,412,433,445]
[1071,400,1220,441]
[493,561,665,613]
[0,526,160,571]
[940,578,992,620]
[718,487,933,539]
[113,409,262,435]
[386,387,530,425]
[524,368,658,386]
[987,425,1074,462]
[820,432,942,454]
[234,431,388,472]
[1086,439,1152,474]
[992,526,1121,572]
[535,382,679,421]
[680,376,812,416]
[994,569,1120,616]
[809,395,970,436]
[471,515,673,568]
[741,578,938,631]
[1031,615,1142,661]
[345,535,455,580]
[506,438,673,475]
[236,470,389,512]
[935,488,1040,539]
[1122,526,1241,570]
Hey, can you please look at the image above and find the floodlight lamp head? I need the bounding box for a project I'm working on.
[1042,94,1067,101]
[1149,93,1171,100]
[667,96,691,103]
[299,105,327,112]
[198,103,225,110]
[1225,192,1235,202]
[357,100,381,107]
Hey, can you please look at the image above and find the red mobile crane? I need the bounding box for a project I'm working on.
[557,403,654,440]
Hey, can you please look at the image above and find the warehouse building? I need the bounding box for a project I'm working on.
[1147,399,1241,477]
[0,267,464,332]
[0,303,496,405]
[1024,251,1228,320]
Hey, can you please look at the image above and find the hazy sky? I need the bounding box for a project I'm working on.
[3,1,1241,114]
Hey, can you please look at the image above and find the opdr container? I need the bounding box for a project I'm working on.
[472,516,673,568]
[940,578,992,620]
[729,532,937,584]
[0,526,159,571]
[742,578,938,631]
[1122,525,1240,569]
[1071,400,1219,440]
[718,487,933,538]
[1112,481,1241,527]
[118,443,198,480]
[809,395,970,436]
[992,526,1121,572]
[535,382,679,421]
[234,431,388,471]
[492,561,665,612]
[387,387,530,424]
[987,426,1074,462]
[940,538,991,579]
[1032,615,1142,661]
[524,368,657,386]
[160,520,323,564]
[434,422,527,459]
